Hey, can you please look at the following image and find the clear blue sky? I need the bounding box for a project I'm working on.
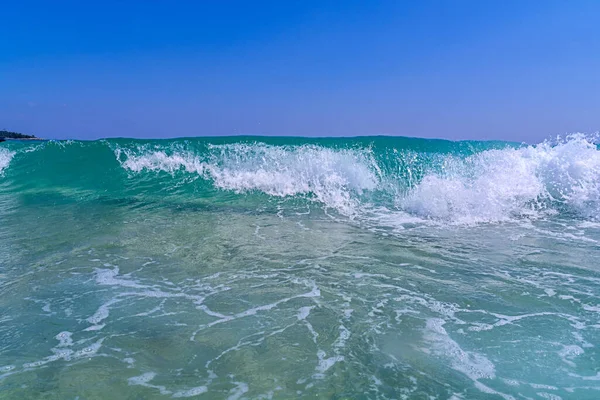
[1,0,599,142]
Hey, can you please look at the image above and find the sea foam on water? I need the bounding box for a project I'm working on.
[0,148,15,175]
[115,134,600,224]
[117,142,380,215]
[403,134,600,223]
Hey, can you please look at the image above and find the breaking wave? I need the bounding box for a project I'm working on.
[2,134,600,225]
[116,143,380,215]
[402,135,600,222]
[0,148,15,176]
[113,135,600,224]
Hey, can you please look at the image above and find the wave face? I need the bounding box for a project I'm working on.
[2,134,599,225]
[117,142,380,215]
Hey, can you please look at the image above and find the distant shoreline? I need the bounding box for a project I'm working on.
[0,129,42,141]
[0,137,46,142]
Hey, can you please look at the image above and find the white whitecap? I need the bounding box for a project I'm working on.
[0,148,15,175]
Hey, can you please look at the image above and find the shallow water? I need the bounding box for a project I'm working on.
[1,136,599,399]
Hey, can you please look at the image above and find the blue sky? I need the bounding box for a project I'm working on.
[1,0,599,142]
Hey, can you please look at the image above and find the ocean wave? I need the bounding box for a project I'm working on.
[116,143,380,215]
[2,134,596,225]
[0,148,15,175]
[401,134,600,223]
[114,135,600,224]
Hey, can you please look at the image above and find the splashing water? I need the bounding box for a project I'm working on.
[402,135,600,223]
[0,147,15,175]
[117,142,380,215]
[110,134,600,224]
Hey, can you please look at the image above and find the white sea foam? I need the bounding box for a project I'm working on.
[0,148,15,175]
[423,318,517,399]
[402,134,600,223]
[116,135,600,224]
[117,143,379,215]
[227,381,249,400]
[424,318,496,381]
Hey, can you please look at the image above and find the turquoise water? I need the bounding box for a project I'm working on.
[1,135,599,399]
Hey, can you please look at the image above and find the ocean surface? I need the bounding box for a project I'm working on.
[1,135,599,399]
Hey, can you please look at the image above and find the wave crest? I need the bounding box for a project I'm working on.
[0,148,15,175]
[116,143,380,215]
[114,135,600,224]
[402,134,600,223]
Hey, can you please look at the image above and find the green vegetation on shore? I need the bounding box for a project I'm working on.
[0,129,37,139]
